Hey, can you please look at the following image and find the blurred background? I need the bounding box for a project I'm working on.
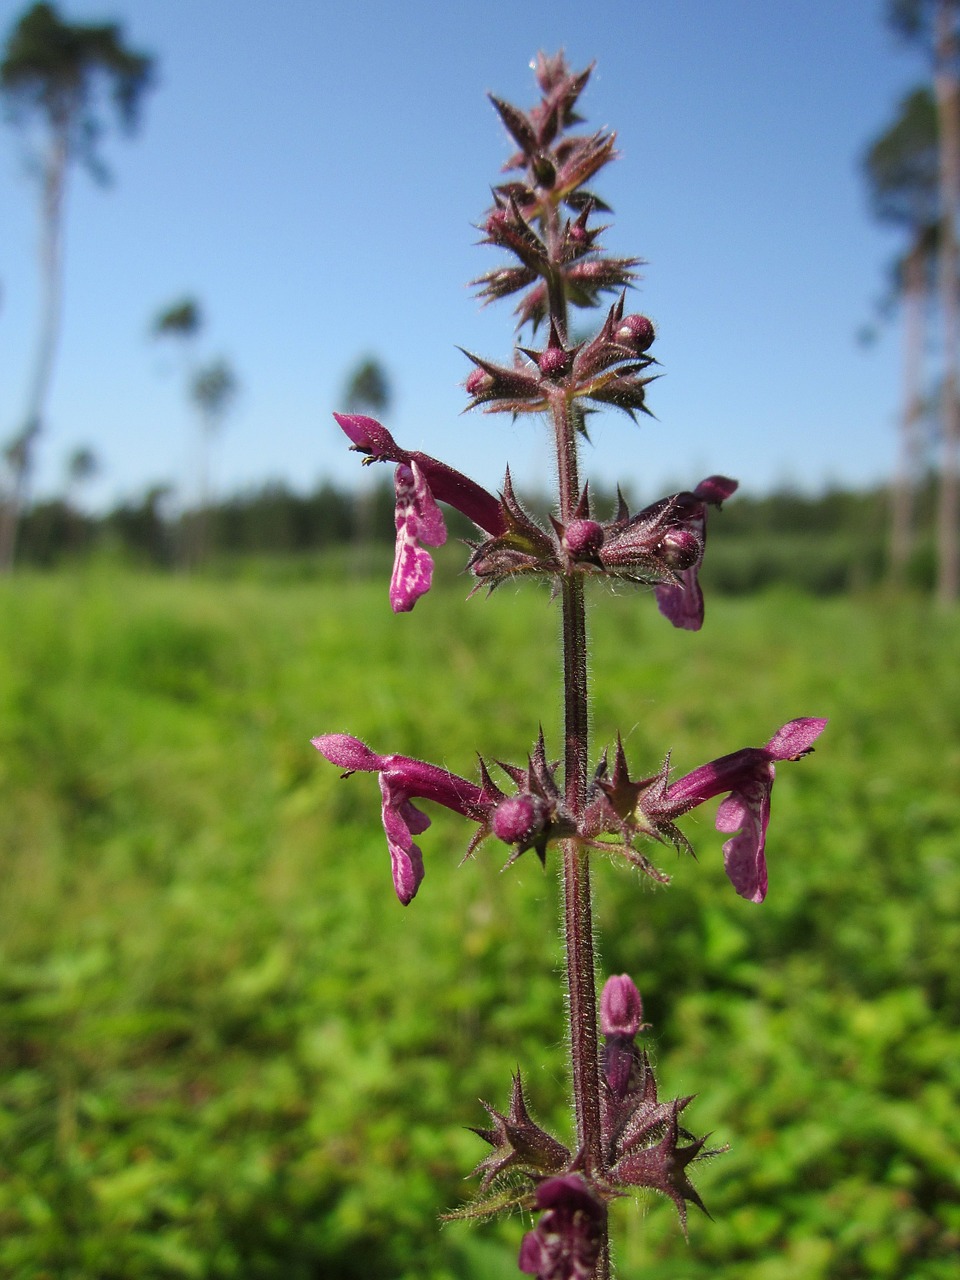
[0,2,958,1277]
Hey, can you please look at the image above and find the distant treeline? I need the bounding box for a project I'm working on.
[14,474,940,592]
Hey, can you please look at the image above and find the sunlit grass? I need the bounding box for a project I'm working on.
[0,563,957,1278]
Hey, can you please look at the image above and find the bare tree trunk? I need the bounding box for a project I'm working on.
[892,240,927,582]
[935,0,960,603]
[0,125,69,573]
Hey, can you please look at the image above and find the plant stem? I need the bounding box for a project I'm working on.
[561,584,609,1279]
[556,409,608,1277]
[545,159,608,1259]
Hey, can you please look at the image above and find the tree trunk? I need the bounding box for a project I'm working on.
[934,0,960,603]
[891,240,927,583]
[0,125,69,573]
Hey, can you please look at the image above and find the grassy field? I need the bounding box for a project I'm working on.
[0,555,958,1278]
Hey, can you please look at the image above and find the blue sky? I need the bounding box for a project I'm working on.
[0,0,935,510]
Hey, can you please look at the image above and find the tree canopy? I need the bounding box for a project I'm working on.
[864,87,941,230]
[0,1,153,180]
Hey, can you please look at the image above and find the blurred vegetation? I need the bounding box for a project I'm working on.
[0,565,957,1277]
[11,474,944,594]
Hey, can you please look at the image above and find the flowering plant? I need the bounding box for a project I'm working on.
[314,52,825,1278]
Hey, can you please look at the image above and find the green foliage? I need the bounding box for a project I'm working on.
[13,478,914,598]
[0,1,154,172]
[342,357,392,417]
[0,566,958,1276]
[862,86,940,232]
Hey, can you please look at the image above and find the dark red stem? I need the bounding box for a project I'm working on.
[546,206,609,1276]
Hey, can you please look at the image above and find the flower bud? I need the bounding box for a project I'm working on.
[615,313,655,353]
[600,973,643,1037]
[485,207,511,236]
[492,793,551,846]
[465,367,495,397]
[562,518,604,561]
[659,527,700,570]
[538,345,570,378]
[532,153,556,188]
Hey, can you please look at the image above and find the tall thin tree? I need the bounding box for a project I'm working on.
[342,355,392,550]
[0,2,154,571]
[187,357,237,566]
[890,0,960,601]
[342,355,391,417]
[863,87,941,581]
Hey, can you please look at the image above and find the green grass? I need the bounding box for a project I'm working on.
[0,558,958,1278]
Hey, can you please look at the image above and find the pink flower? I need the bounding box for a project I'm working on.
[518,1174,606,1280]
[583,475,736,629]
[640,717,828,902]
[312,729,579,901]
[333,413,504,612]
[311,733,487,904]
[648,476,737,630]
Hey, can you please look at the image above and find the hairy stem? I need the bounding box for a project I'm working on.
[557,438,608,1280]
[544,186,608,1274]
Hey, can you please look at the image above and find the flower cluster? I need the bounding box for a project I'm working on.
[472,51,641,335]
[312,717,826,906]
[333,411,736,628]
[458,974,720,1276]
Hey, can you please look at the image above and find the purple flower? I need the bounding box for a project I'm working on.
[640,717,828,902]
[652,475,737,629]
[554,476,735,628]
[313,730,581,901]
[333,413,505,612]
[311,733,488,904]
[518,1174,607,1280]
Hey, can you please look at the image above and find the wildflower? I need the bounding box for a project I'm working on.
[600,476,738,630]
[311,729,577,902]
[651,717,826,900]
[311,733,489,904]
[518,1174,607,1280]
[587,718,828,902]
[333,413,504,611]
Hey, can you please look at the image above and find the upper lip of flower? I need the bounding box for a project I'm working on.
[333,413,505,536]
